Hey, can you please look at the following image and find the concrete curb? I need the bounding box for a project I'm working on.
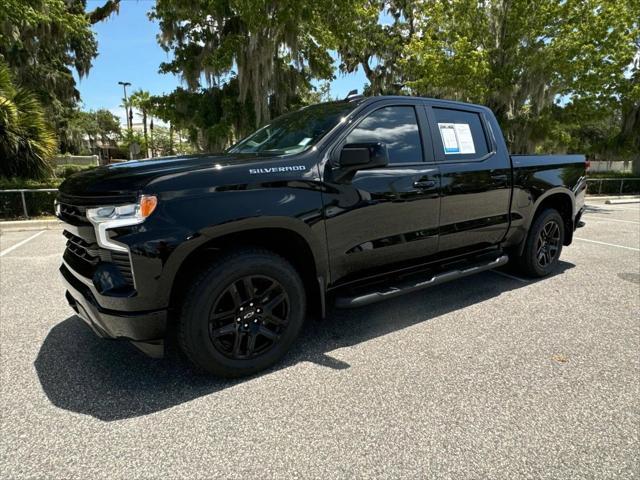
[586,195,640,201]
[605,198,640,205]
[0,219,63,232]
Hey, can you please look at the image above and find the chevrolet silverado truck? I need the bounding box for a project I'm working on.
[56,96,586,377]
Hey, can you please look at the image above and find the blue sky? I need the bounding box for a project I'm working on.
[78,0,369,125]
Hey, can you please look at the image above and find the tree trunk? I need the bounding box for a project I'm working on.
[169,122,174,155]
[142,111,149,157]
[150,117,154,157]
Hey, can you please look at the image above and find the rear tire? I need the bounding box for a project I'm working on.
[516,208,565,277]
[178,248,306,377]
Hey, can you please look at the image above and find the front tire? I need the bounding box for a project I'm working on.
[516,208,565,277]
[178,248,306,377]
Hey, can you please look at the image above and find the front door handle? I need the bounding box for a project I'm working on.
[413,180,436,189]
[492,174,509,183]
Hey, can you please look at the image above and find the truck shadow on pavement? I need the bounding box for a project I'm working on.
[35,262,574,421]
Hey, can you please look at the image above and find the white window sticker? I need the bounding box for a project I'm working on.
[438,123,459,154]
[438,123,476,154]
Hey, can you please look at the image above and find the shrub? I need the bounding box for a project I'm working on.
[0,61,56,179]
[55,164,96,179]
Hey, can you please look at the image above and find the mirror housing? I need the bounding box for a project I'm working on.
[338,142,389,171]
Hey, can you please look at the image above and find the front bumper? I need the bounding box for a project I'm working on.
[60,263,167,343]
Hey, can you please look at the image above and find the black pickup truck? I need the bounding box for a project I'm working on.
[56,96,586,377]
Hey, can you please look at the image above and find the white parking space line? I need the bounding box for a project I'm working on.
[490,270,530,283]
[0,230,45,257]
[583,215,640,225]
[574,237,640,252]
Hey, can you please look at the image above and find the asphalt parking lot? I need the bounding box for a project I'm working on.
[1,198,638,479]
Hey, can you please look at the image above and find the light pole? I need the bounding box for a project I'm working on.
[118,81,132,130]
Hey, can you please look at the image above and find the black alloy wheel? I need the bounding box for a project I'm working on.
[178,248,306,377]
[516,208,565,277]
[535,220,561,268]
[209,275,290,360]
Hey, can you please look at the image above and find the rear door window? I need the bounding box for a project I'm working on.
[432,107,489,159]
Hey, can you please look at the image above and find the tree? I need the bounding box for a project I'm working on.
[64,109,121,154]
[150,0,366,129]
[401,0,640,153]
[150,81,255,151]
[129,90,153,156]
[0,0,120,146]
[0,61,56,179]
[337,1,416,95]
[300,81,335,105]
[94,109,121,141]
[617,57,640,174]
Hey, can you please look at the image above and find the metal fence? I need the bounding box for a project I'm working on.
[586,178,640,195]
[1,179,639,220]
[0,189,58,219]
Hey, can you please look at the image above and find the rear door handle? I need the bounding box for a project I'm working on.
[413,180,436,189]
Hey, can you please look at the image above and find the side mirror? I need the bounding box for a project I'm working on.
[338,142,389,171]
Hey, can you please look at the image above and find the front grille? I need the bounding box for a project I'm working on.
[57,191,137,207]
[58,202,90,225]
[63,231,134,287]
[64,230,108,264]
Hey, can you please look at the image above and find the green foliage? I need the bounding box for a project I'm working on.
[0,173,63,218]
[62,108,121,154]
[150,0,638,161]
[301,82,335,105]
[0,177,61,189]
[0,189,58,219]
[337,1,416,95]
[118,130,148,160]
[129,90,152,112]
[149,125,180,157]
[0,0,120,148]
[129,90,152,154]
[398,0,640,154]
[150,80,256,151]
[150,0,364,129]
[0,61,56,179]
[56,164,96,179]
[586,177,640,195]
[587,171,638,179]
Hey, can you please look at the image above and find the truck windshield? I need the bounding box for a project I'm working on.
[227,102,357,155]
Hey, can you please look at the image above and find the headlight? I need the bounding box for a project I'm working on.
[86,195,157,252]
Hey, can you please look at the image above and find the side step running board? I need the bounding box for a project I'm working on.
[334,254,509,309]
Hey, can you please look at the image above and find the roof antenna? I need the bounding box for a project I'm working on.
[345,89,359,100]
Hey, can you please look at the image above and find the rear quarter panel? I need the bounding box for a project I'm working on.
[505,154,586,248]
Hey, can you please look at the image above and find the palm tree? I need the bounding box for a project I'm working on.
[0,61,56,179]
[129,89,152,157]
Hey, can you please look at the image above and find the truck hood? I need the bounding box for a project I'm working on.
[58,153,279,199]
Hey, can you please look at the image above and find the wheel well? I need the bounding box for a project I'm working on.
[533,193,574,246]
[169,228,322,321]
